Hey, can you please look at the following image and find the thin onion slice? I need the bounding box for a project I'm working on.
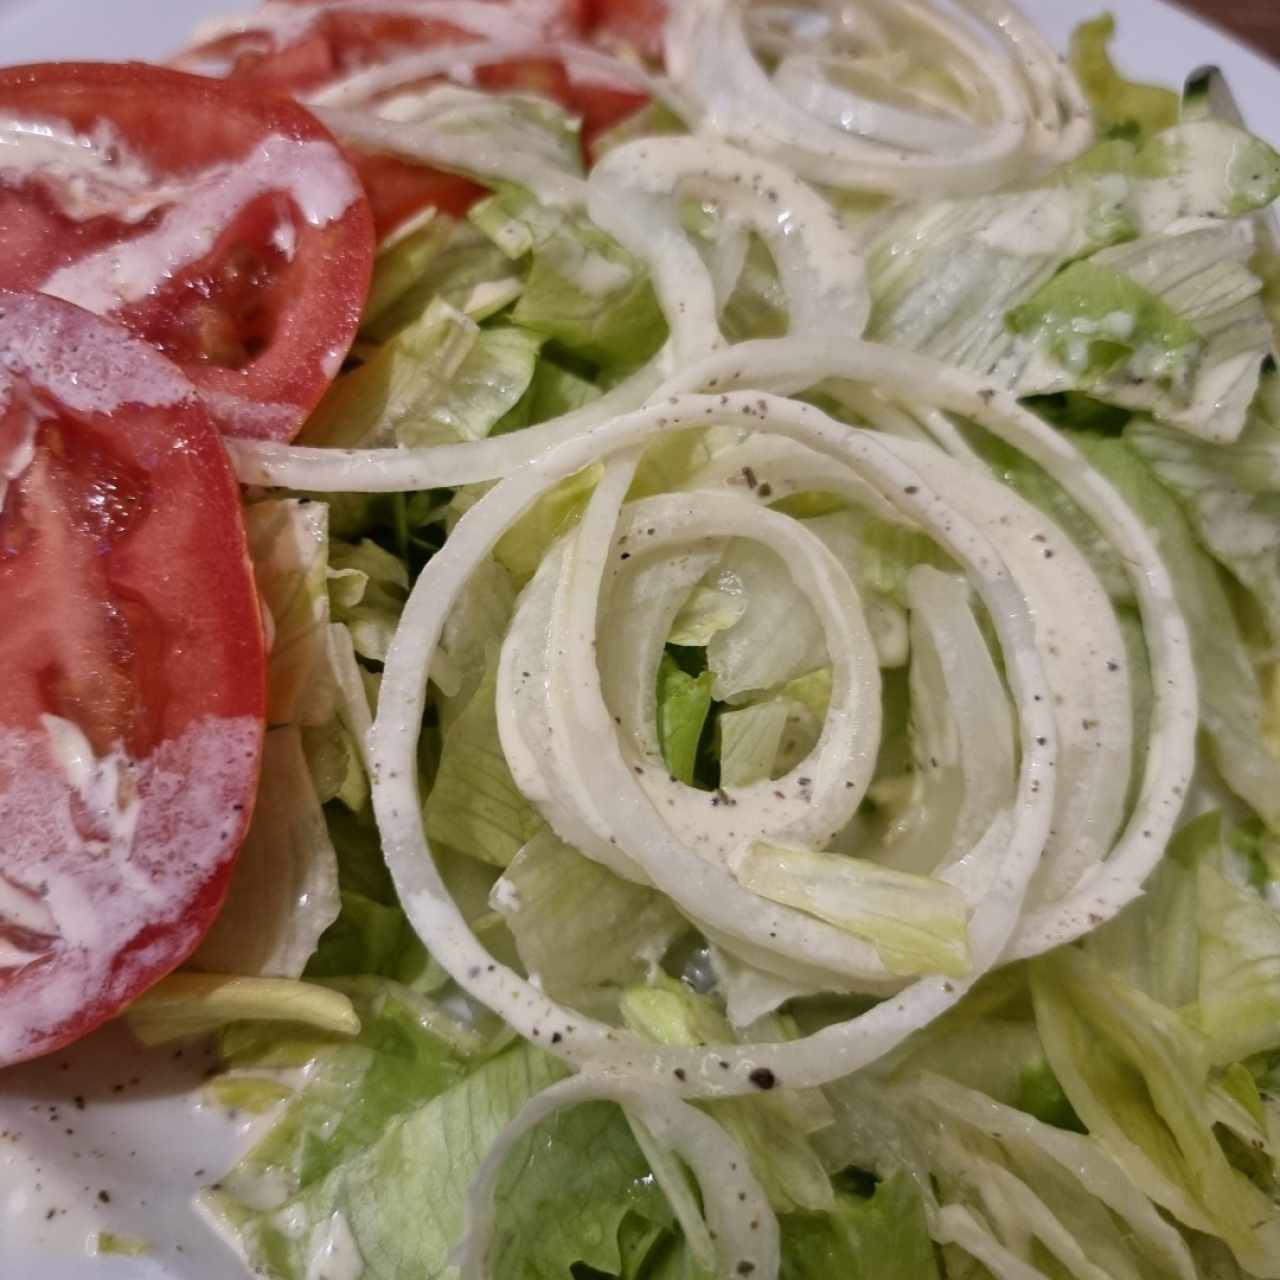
[452,1073,778,1280]
[370,374,1060,1096]
[665,0,1091,197]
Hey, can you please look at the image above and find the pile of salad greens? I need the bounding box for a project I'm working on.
[125,6,1280,1278]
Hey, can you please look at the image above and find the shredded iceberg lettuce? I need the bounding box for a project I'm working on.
[126,8,1280,1280]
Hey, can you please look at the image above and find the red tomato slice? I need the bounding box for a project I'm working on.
[0,291,266,1067]
[474,54,574,101]
[471,57,646,160]
[173,0,593,94]
[177,13,474,94]
[573,80,650,151]
[586,0,667,63]
[0,63,374,440]
[350,150,485,240]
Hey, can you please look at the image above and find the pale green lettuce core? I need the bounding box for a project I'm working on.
[1068,15,1179,142]
[126,975,360,1046]
[731,842,972,979]
[303,298,544,449]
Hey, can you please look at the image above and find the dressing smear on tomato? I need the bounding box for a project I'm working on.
[0,64,374,440]
[0,291,266,1066]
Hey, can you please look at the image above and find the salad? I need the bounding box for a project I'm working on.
[2,0,1280,1276]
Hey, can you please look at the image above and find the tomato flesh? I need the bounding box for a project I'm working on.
[0,63,374,440]
[176,8,479,92]
[0,292,266,1066]
[586,0,668,62]
[349,150,486,240]
[173,4,650,236]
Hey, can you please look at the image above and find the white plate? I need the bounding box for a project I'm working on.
[1,2,1278,1278]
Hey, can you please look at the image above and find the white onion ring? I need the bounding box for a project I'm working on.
[452,1073,778,1280]
[665,0,1092,197]
[370,374,1062,1097]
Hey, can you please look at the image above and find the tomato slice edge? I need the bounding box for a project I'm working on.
[0,290,266,1066]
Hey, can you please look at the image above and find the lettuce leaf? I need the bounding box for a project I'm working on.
[730,841,972,979]
[1079,436,1280,829]
[304,297,543,449]
[820,1063,1198,1280]
[866,176,1136,371]
[718,699,791,788]
[306,891,410,982]
[362,217,523,344]
[1068,15,1179,142]
[1007,259,1203,385]
[1128,383,1280,647]
[328,537,410,664]
[473,187,667,368]
[244,498,336,729]
[1196,821,1280,1065]
[202,1036,669,1280]
[1129,120,1280,230]
[1113,810,1280,1068]
[778,1172,939,1280]
[126,974,359,1047]
[657,653,715,785]
[424,655,544,867]
[189,727,341,979]
[1031,946,1280,1274]
[705,540,830,700]
[493,462,602,584]
[490,831,685,1005]
[1083,223,1272,443]
[204,981,477,1215]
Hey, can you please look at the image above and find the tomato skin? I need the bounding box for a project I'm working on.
[179,29,340,93]
[573,80,650,151]
[175,0,592,90]
[174,6,650,233]
[176,9,477,92]
[349,150,486,240]
[0,292,266,1066]
[0,62,375,440]
[586,0,668,62]
[474,54,575,101]
[341,55,647,233]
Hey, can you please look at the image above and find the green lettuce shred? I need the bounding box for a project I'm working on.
[1069,15,1179,142]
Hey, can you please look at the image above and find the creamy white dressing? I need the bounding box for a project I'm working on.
[199,389,298,439]
[0,715,260,1066]
[0,292,193,415]
[272,219,299,261]
[1131,121,1267,234]
[0,1019,249,1276]
[43,134,359,314]
[0,114,165,223]
[40,715,147,902]
[0,380,45,514]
